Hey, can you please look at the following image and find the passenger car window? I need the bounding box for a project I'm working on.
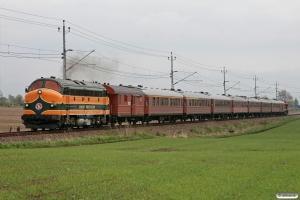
[29,80,43,91]
[45,81,61,92]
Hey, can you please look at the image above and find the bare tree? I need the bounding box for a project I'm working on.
[278,89,293,103]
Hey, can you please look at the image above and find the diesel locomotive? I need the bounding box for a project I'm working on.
[21,77,110,130]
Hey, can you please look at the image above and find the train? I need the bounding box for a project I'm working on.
[21,76,289,131]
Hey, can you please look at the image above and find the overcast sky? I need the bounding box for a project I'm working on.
[0,0,299,100]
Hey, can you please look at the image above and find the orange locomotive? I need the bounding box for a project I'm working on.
[21,77,110,131]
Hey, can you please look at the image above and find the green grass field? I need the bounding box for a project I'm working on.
[1,119,300,199]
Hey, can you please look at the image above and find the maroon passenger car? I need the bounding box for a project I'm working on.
[182,92,211,121]
[210,95,232,119]
[142,88,183,123]
[231,96,248,118]
[103,84,145,125]
[248,97,261,117]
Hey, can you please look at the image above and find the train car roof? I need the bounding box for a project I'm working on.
[259,98,271,103]
[103,84,145,95]
[231,96,248,101]
[34,77,106,91]
[181,92,212,99]
[209,94,232,101]
[248,97,260,102]
[269,99,285,104]
[142,88,183,98]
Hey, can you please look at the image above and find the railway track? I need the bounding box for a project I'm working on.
[1,113,299,138]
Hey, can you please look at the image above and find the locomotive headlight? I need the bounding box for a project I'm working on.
[50,103,56,108]
[38,90,42,94]
[25,103,29,107]
[51,104,54,108]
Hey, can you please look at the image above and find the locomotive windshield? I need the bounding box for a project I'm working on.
[45,81,61,92]
[28,80,61,93]
[28,80,43,92]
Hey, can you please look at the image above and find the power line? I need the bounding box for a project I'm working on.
[226,69,254,77]
[66,21,169,53]
[69,31,167,58]
[66,57,169,80]
[0,15,60,28]
[0,7,62,21]
[0,54,63,63]
[172,53,222,69]
[0,51,59,56]
[176,59,220,72]
[94,52,166,75]
[66,54,168,78]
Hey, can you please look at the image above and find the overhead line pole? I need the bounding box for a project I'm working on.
[221,67,227,95]
[168,52,176,89]
[275,81,279,99]
[62,20,66,80]
[58,20,70,80]
[254,75,258,98]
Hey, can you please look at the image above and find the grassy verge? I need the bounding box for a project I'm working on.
[0,120,300,199]
[217,116,300,138]
[0,132,154,149]
[1,117,299,149]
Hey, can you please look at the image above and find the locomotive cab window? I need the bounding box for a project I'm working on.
[45,81,61,92]
[29,80,43,91]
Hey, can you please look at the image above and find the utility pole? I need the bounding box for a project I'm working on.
[275,81,279,99]
[254,75,258,98]
[58,20,70,80]
[168,52,176,89]
[221,67,227,95]
[62,20,66,80]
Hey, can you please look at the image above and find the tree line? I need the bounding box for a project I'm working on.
[277,89,299,109]
[0,90,24,107]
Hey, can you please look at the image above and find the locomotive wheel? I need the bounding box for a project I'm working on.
[158,119,161,123]
[31,128,37,132]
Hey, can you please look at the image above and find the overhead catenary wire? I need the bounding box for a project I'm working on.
[0,15,60,28]
[66,21,169,53]
[94,51,167,75]
[176,59,220,72]
[172,53,222,69]
[0,54,63,63]
[0,7,62,21]
[0,51,59,56]
[66,55,169,79]
[66,58,170,80]
[69,31,167,58]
